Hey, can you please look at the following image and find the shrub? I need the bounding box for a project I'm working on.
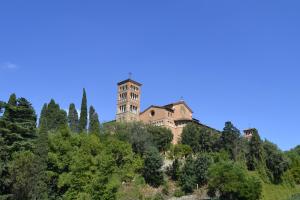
[208,161,262,200]
[174,189,185,198]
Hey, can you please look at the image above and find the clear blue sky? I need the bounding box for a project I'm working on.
[1,1,299,150]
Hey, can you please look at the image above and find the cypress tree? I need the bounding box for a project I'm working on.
[170,158,180,181]
[39,103,47,130]
[31,130,48,199]
[88,106,100,134]
[68,103,79,133]
[79,88,87,132]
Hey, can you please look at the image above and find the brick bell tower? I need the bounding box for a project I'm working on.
[116,77,142,122]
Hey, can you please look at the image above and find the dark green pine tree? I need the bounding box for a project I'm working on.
[6,97,37,151]
[31,130,48,200]
[0,96,37,198]
[179,155,197,194]
[68,103,79,133]
[3,93,16,118]
[79,88,87,133]
[142,147,164,187]
[88,106,100,134]
[220,121,241,161]
[181,123,201,153]
[38,103,48,131]
[0,100,8,197]
[39,99,67,132]
[170,158,181,181]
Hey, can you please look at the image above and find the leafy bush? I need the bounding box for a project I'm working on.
[208,161,262,200]
[47,129,141,199]
[174,189,185,198]
[179,156,197,194]
[263,140,290,183]
[181,123,219,153]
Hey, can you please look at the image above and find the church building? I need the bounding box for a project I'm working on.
[115,78,218,144]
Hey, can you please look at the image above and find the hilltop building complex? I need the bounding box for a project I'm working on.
[115,78,219,143]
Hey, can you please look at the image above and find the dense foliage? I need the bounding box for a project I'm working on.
[0,95,37,199]
[67,103,79,133]
[181,122,219,153]
[208,161,262,200]
[0,92,299,200]
[142,147,164,187]
[47,129,142,199]
[39,99,67,132]
[88,106,100,134]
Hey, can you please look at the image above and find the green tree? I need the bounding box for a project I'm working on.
[39,103,48,131]
[208,161,262,200]
[181,123,217,153]
[2,97,37,152]
[198,128,218,153]
[173,144,192,159]
[0,96,37,198]
[246,129,264,171]
[219,121,241,160]
[194,154,212,186]
[47,128,141,200]
[286,148,300,184]
[39,99,67,132]
[68,103,79,132]
[170,158,181,181]
[31,131,48,200]
[8,151,36,200]
[181,123,201,152]
[89,106,100,134]
[179,155,197,194]
[263,140,289,183]
[142,147,164,187]
[3,93,16,118]
[79,88,88,132]
[116,122,153,155]
[147,126,173,152]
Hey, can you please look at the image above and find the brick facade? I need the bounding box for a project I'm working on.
[115,78,215,144]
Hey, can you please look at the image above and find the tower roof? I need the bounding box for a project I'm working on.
[117,79,142,86]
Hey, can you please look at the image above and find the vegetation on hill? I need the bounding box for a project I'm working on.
[0,92,299,200]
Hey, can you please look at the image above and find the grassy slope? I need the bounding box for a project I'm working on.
[262,184,300,200]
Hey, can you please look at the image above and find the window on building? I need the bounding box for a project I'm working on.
[150,110,155,117]
[119,105,126,113]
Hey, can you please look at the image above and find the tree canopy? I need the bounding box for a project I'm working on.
[1,92,299,200]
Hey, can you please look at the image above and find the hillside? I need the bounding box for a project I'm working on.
[1,93,300,200]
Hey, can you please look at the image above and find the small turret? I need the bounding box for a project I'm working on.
[243,128,256,140]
